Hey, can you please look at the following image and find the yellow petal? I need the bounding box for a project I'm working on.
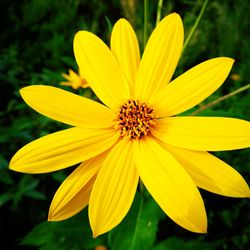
[74,31,130,108]
[10,128,119,173]
[163,144,250,197]
[20,85,114,128]
[68,69,80,81]
[152,57,234,117]
[133,137,207,233]
[89,139,139,237]
[48,151,109,221]
[111,18,140,95]
[62,72,71,81]
[152,117,250,151]
[134,13,184,102]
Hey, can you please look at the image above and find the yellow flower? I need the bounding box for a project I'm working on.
[60,69,89,89]
[230,73,240,81]
[10,13,250,237]
[95,246,107,250]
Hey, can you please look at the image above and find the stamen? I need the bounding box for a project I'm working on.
[114,100,157,139]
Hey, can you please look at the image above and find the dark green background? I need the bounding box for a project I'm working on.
[0,0,249,249]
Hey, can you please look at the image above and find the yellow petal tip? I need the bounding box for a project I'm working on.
[92,229,102,238]
[191,224,207,234]
[19,85,48,103]
[159,12,182,26]
[192,223,207,234]
[116,18,128,24]
[240,187,250,198]
[47,211,54,221]
[47,211,58,222]
[228,57,235,63]
[91,224,110,237]
[8,165,15,171]
[168,12,181,21]
[47,206,67,222]
[169,12,178,16]
[9,158,21,172]
[201,226,208,234]
[19,86,29,98]
[221,57,235,66]
[47,205,62,222]
[74,31,88,44]
[47,217,52,222]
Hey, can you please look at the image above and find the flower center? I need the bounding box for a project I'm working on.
[115,100,157,139]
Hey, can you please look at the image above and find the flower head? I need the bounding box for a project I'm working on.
[10,13,250,237]
[60,68,89,89]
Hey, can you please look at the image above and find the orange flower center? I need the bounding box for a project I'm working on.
[115,100,157,139]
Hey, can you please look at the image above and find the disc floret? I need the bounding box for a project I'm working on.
[115,100,157,139]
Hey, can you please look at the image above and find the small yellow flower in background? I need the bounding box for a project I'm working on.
[95,246,107,250]
[230,73,240,81]
[60,69,89,89]
[10,13,250,237]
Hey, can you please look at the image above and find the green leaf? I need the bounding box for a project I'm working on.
[0,156,13,185]
[20,210,105,250]
[0,193,12,206]
[51,171,68,183]
[109,193,165,250]
[8,175,45,209]
[25,190,47,200]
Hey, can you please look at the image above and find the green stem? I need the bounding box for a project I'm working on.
[139,179,144,194]
[191,84,250,115]
[182,0,209,53]
[130,195,144,250]
[143,0,149,49]
[156,0,163,26]
[104,16,113,34]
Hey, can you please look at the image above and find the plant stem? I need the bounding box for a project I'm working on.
[182,0,209,54]
[191,84,250,115]
[139,179,144,194]
[130,194,144,250]
[104,16,113,34]
[156,0,163,26]
[143,0,149,49]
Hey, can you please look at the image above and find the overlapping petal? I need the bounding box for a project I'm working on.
[48,151,109,221]
[152,117,250,151]
[20,85,114,128]
[135,13,184,102]
[10,128,119,173]
[133,137,207,233]
[152,57,234,117]
[111,18,140,95]
[163,144,250,197]
[74,31,130,108]
[89,139,139,237]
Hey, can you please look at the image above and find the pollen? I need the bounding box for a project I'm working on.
[115,100,157,139]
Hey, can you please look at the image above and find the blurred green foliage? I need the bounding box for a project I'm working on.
[0,0,249,249]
